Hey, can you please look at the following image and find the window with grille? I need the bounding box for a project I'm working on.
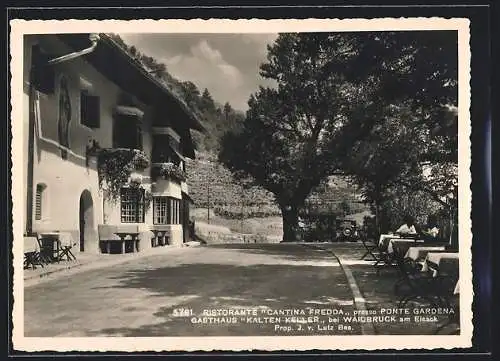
[154,197,181,224]
[35,184,46,220]
[120,188,145,223]
[170,198,180,224]
[153,197,168,224]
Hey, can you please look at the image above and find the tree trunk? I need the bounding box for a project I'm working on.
[281,205,300,242]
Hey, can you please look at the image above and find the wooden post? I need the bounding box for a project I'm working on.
[207,180,210,224]
[240,191,244,233]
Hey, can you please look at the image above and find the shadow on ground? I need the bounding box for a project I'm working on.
[24,242,459,337]
[84,261,358,337]
[206,242,345,262]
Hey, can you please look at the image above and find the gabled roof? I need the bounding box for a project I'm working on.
[56,33,205,133]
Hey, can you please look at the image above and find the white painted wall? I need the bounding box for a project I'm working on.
[23,35,191,253]
[153,178,182,199]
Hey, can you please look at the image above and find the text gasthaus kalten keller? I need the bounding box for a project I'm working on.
[170,306,456,333]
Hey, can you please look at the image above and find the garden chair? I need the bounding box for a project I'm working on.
[393,252,423,296]
[430,258,459,308]
[393,250,443,308]
[431,258,460,334]
[31,234,53,265]
[24,236,44,270]
[360,233,380,261]
[372,237,399,274]
[433,293,460,335]
[56,232,77,261]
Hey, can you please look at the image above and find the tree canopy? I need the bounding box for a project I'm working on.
[219,31,458,242]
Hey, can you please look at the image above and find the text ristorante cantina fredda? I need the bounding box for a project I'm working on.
[173,307,456,324]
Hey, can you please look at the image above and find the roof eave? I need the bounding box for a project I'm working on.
[99,34,206,132]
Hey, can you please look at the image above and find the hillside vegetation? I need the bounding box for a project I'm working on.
[186,152,367,219]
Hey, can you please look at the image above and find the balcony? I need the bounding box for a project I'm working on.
[151,162,187,183]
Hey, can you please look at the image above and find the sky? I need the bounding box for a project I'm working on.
[119,33,279,111]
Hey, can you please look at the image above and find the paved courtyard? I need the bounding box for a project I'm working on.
[24,243,359,336]
[23,243,458,337]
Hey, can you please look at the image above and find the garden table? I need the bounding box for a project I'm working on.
[150,230,159,247]
[375,238,424,272]
[420,254,460,335]
[150,226,171,247]
[114,232,140,254]
[404,246,446,261]
[378,234,400,248]
[421,252,459,276]
[39,232,62,263]
[387,238,425,255]
[150,230,165,247]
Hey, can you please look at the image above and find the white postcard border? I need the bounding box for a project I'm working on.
[10,17,472,352]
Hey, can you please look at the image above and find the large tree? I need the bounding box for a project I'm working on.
[341,103,457,235]
[219,32,458,242]
[219,33,375,241]
[336,32,458,239]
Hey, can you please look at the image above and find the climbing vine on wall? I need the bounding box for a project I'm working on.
[129,178,153,211]
[97,148,150,202]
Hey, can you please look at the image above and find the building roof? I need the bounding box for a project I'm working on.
[55,33,205,135]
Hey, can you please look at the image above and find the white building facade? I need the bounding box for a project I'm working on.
[23,33,202,254]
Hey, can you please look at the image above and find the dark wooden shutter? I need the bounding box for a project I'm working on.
[81,92,100,128]
[113,114,142,149]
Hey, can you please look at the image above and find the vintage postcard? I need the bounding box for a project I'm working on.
[10,18,472,352]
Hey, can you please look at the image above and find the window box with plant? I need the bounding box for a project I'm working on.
[151,162,187,183]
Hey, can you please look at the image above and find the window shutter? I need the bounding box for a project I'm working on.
[35,184,45,220]
[113,114,142,149]
[81,93,100,128]
[35,189,42,220]
[88,95,100,128]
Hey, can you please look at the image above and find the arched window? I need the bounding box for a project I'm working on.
[35,183,47,220]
